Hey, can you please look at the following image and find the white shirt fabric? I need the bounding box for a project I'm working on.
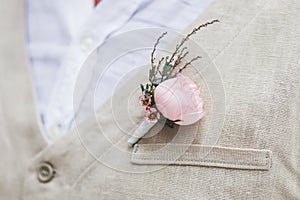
[26,0,212,141]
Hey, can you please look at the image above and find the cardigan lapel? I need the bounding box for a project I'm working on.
[0,0,48,152]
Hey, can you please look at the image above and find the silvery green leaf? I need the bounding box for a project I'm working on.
[162,63,172,75]
[154,77,162,84]
[149,69,153,81]
[140,84,145,92]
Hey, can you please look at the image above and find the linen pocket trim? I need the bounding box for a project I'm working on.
[131,144,272,170]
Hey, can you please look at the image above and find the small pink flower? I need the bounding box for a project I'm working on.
[145,107,160,123]
[154,75,205,125]
[139,93,152,106]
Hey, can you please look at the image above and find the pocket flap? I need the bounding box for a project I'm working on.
[131,144,272,170]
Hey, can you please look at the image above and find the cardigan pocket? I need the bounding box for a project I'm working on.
[131,143,272,170]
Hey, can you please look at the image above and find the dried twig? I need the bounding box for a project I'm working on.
[151,57,165,85]
[151,32,167,69]
[149,19,219,84]
[176,56,202,75]
[173,49,189,69]
[167,19,219,65]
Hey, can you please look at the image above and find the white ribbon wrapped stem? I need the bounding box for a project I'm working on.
[128,120,156,146]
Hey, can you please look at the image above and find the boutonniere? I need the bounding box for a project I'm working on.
[128,20,219,146]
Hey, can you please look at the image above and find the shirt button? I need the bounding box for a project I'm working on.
[48,124,62,140]
[37,162,55,183]
[80,36,95,52]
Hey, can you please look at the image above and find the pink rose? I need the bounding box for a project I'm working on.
[154,75,205,125]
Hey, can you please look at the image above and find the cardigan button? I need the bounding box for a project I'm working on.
[37,162,55,183]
